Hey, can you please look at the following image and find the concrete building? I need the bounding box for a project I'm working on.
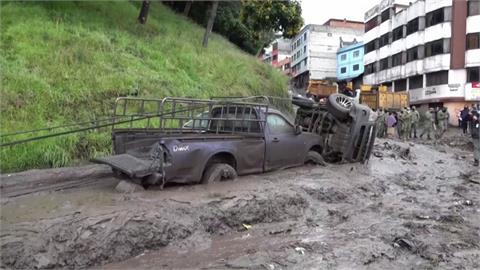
[337,42,365,81]
[261,38,291,75]
[291,20,364,88]
[363,0,480,120]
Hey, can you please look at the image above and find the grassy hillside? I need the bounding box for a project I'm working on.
[0,2,289,172]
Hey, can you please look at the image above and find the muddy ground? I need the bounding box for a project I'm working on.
[1,136,479,269]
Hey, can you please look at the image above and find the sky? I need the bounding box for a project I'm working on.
[301,0,410,26]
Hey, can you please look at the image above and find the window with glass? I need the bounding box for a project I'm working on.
[365,17,378,32]
[392,51,403,67]
[267,114,293,134]
[409,75,423,89]
[425,38,449,57]
[381,8,391,23]
[379,33,390,48]
[394,79,407,91]
[426,70,448,86]
[365,39,376,53]
[379,58,389,70]
[468,0,480,16]
[340,67,347,73]
[303,45,307,53]
[364,63,375,75]
[406,18,419,35]
[303,32,307,41]
[467,32,480,50]
[340,54,347,61]
[353,50,360,58]
[426,8,445,28]
[353,64,359,71]
[467,67,480,82]
[392,26,404,42]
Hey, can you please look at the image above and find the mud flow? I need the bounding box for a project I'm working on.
[1,137,479,269]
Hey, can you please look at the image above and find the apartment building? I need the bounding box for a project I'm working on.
[337,42,365,81]
[291,19,364,88]
[262,38,292,75]
[363,0,480,116]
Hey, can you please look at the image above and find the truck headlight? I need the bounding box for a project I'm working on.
[368,111,378,122]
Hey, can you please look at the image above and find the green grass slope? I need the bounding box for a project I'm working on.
[0,2,288,172]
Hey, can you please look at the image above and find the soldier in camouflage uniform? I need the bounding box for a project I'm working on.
[376,108,386,138]
[420,108,435,140]
[437,107,446,139]
[397,109,405,139]
[403,107,412,140]
[411,106,420,139]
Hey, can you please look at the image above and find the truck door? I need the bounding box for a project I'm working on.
[264,113,305,171]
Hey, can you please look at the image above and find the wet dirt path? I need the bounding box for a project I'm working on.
[1,138,479,269]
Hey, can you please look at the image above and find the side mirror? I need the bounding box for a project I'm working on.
[294,125,302,135]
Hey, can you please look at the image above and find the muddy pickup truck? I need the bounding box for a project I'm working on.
[94,97,326,187]
[94,95,377,187]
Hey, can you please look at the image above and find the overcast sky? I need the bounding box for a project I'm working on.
[301,0,410,25]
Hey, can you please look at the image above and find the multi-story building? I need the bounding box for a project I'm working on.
[261,38,291,75]
[291,19,364,88]
[337,42,365,81]
[363,0,480,118]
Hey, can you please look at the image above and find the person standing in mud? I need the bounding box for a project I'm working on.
[397,109,405,139]
[470,109,479,166]
[376,108,386,138]
[420,108,435,140]
[461,106,470,135]
[436,107,446,139]
[443,107,450,132]
[404,107,412,140]
[411,106,420,139]
[386,112,397,138]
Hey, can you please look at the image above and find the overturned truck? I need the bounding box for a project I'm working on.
[94,94,376,188]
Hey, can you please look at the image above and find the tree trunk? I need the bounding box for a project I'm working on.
[183,1,193,16]
[138,0,150,24]
[202,1,219,48]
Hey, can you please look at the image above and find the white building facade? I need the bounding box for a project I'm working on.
[290,24,364,88]
[363,0,480,115]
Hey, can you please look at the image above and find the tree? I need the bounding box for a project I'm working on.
[241,0,303,55]
[138,0,150,24]
[202,1,219,47]
[183,1,193,16]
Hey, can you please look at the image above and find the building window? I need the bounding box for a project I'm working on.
[365,39,376,53]
[303,58,307,68]
[392,26,404,42]
[340,67,347,73]
[467,66,480,82]
[425,38,450,57]
[409,75,423,89]
[406,46,425,62]
[406,18,419,36]
[379,58,389,71]
[303,32,307,41]
[365,17,378,32]
[379,33,390,48]
[426,8,447,28]
[353,50,360,58]
[468,0,480,16]
[392,51,403,67]
[381,8,391,23]
[364,63,375,75]
[303,45,307,53]
[394,79,407,92]
[467,32,480,50]
[353,64,359,71]
[340,54,347,61]
[426,70,448,86]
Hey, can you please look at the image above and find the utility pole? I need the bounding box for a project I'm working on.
[202,1,219,47]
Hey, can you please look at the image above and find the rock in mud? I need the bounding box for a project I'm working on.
[115,180,145,193]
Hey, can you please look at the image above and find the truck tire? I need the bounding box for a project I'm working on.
[305,151,326,166]
[327,94,353,120]
[202,163,237,184]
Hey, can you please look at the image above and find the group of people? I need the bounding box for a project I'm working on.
[375,106,449,140]
[374,105,479,167]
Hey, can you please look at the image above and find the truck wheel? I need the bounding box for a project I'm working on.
[202,163,237,184]
[327,94,353,120]
[305,151,326,166]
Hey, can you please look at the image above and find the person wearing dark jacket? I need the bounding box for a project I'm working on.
[471,108,479,166]
[461,106,470,134]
